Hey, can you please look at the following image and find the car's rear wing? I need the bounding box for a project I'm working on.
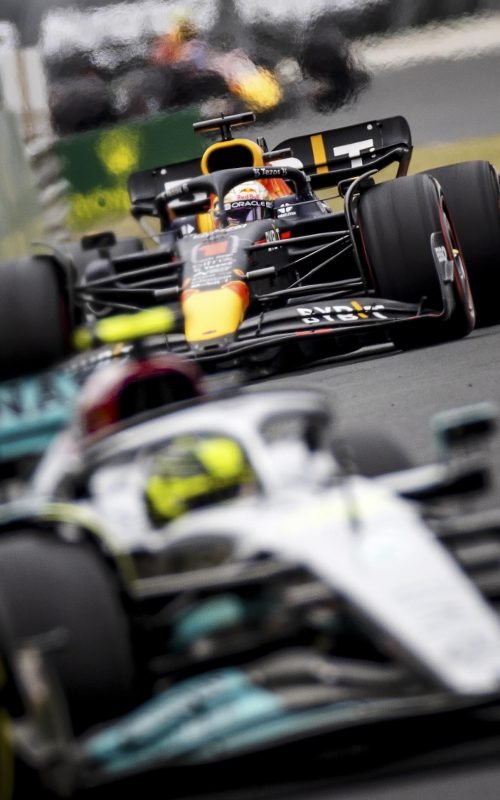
[127,115,413,212]
[127,157,203,216]
[274,115,413,190]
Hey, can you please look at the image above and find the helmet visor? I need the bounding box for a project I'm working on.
[225,199,273,225]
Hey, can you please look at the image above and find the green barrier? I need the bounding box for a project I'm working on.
[55,107,205,232]
[0,111,44,259]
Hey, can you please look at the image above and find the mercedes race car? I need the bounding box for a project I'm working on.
[1,110,499,379]
[1,366,500,797]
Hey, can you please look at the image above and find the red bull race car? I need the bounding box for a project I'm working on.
[0,110,499,379]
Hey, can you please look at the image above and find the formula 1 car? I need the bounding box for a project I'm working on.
[1,359,500,798]
[0,307,208,497]
[42,2,370,134]
[1,110,499,379]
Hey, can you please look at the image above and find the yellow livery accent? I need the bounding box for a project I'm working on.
[197,211,217,233]
[310,134,329,174]
[351,300,368,319]
[74,306,177,350]
[201,138,265,174]
[183,285,248,341]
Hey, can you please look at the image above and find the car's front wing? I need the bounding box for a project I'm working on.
[164,294,453,364]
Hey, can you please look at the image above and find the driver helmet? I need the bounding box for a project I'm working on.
[144,434,256,525]
[223,181,273,226]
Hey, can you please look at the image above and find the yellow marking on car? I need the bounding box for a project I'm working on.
[310,134,329,174]
[197,212,216,233]
[351,300,368,318]
[182,285,248,341]
[74,306,177,350]
[201,138,265,174]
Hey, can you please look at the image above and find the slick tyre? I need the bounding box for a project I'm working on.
[425,160,500,326]
[0,256,72,378]
[358,173,474,350]
[0,534,134,735]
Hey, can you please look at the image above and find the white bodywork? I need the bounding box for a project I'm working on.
[32,387,500,696]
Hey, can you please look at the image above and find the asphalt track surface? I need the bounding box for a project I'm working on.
[17,27,500,800]
[255,29,500,147]
[251,36,500,507]
[257,50,500,148]
[80,27,500,800]
[256,328,500,507]
[243,42,500,799]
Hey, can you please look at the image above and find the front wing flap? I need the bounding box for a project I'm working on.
[166,295,449,362]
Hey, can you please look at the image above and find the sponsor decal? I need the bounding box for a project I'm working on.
[332,138,375,168]
[192,236,238,264]
[164,179,190,198]
[254,167,286,178]
[434,245,448,263]
[265,228,279,243]
[197,240,231,258]
[297,302,388,324]
[189,236,240,289]
[277,203,296,216]
[225,200,273,210]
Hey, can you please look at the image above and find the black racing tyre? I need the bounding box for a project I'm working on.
[358,173,474,350]
[0,595,25,718]
[0,256,72,379]
[0,534,134,735]
[63,236,145,278]
[424,160,500,326]
[332,430,413,477]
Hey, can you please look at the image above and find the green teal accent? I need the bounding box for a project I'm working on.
[55,108,204,230]
[170,595,246,650]
[97,688,283,774]
[0,372,79,461]
[85,668,252,761]
[190,701,367,761]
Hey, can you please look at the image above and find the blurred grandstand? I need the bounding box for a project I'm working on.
[3,0,500,136]
[39,1,371,136]
[1,0,498,235]
[4,0,500,46]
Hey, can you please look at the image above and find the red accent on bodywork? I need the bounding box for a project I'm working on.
[78,355,205,438]
[198,240,230,258]
[226,280,250,305]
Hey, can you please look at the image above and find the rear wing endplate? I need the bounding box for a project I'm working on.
[128,157,203,212]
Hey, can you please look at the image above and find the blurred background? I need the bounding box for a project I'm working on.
[1,0,499,251]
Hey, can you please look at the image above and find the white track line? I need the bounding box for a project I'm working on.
[355,12,500,70]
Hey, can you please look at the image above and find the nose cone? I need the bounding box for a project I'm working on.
[182,283,249,342]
